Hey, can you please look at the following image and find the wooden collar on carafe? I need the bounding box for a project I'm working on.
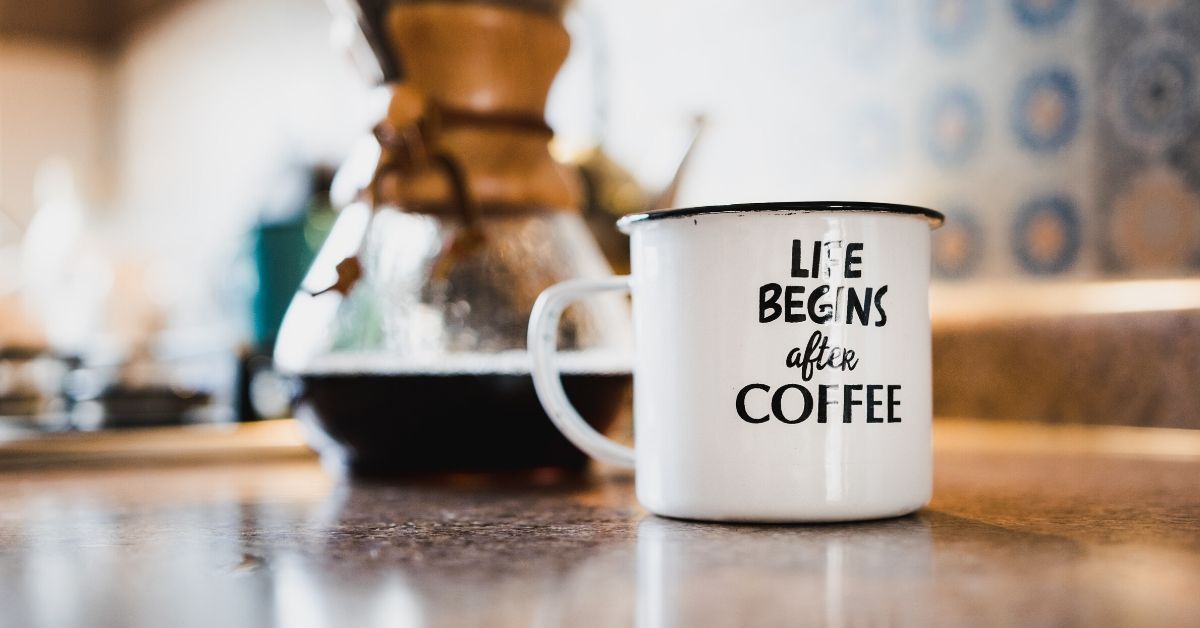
[367,2,581,216]
[369,83,558,214]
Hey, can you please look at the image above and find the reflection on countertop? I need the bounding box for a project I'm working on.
[0,419,1198,627]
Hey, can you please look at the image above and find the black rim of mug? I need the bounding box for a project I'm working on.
[616,201,945,232]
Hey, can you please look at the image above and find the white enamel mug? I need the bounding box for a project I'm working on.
[529,202,944,522]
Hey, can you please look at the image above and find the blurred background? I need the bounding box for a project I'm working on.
[0,0,1198,448]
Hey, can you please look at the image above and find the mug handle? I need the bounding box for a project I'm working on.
[528,276,636,469]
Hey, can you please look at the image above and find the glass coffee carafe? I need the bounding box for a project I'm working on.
[275,1,632,473]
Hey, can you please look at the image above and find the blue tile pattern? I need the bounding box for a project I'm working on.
[1012,195,1083,274]
[1011,68,1082,153]
[1010,0,1077,31]
[924,86,985,167]
[922,0,987,50]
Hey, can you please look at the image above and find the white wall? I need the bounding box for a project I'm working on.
[110,0,375,334]
[0,39,109,234]
[2,0,377,349]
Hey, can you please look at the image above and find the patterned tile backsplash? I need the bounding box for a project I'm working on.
[900,0,1200,280]
[580,0,1198,282]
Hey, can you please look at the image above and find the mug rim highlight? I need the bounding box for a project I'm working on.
[616,201,945,233]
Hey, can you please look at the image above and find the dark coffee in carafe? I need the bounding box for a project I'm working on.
[297,354,631,473]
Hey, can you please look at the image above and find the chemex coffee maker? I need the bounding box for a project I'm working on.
[275,0,633,473]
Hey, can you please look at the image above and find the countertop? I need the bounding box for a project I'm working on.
[0,419,1198,628]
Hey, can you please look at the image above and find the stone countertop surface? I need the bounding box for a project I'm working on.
[0,419,1197,628]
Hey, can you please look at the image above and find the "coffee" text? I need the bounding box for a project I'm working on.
[735,382,902,424]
